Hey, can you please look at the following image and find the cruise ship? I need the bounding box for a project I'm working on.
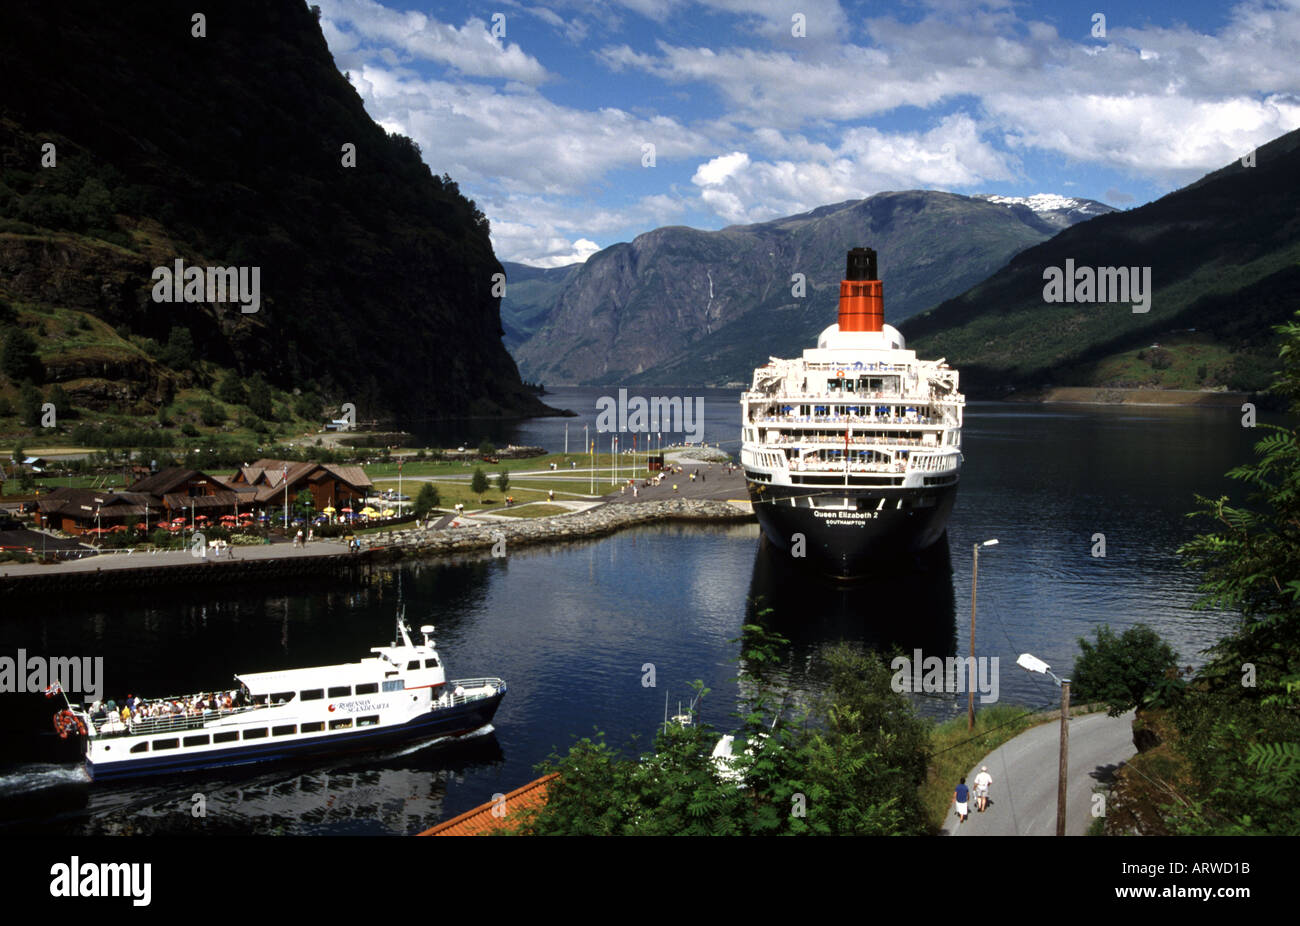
[740,247,964,577]
[55,616,506,780]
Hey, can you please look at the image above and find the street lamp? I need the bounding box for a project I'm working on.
[968,538,999,731]
[1017,652,1071,837]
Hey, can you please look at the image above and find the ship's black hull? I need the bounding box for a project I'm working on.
[747,480,958,578]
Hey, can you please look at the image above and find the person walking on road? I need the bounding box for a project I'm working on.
[974,766,993,813]
[953,777,970,824]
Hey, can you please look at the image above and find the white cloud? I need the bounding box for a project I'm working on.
[604,1,1300,172]
[318,0,550,83]
[991,92,1300,174]
[687,115,1016,224]
[488,193,690,264]
[343,66,713,196]
[692,151,751,186]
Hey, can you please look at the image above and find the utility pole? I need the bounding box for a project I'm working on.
[1015,653,1070,836]
[969,539,998,730]
[1057,679,1070,837]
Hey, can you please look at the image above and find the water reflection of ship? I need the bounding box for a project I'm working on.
[746,532,957,657]
[739,534,959,720]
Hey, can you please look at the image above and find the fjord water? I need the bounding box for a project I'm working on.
[0,389,1261,835]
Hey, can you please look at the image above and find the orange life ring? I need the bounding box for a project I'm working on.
[836,370,845,378]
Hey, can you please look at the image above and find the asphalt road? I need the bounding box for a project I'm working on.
[943,709,1136,836]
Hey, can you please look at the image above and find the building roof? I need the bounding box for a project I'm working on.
[238,459,372,503]
[127,467,210,496]
[419,774,558,836]
[320,464,371,488]
[161,490,245,511]
[37,488,156,515]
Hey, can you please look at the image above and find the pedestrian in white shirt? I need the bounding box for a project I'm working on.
[973,766,993,813]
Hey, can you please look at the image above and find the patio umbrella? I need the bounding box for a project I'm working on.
[135,522,148,531]
[322,506,336,514]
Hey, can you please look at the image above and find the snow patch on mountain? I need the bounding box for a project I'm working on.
[974,193,1109,214]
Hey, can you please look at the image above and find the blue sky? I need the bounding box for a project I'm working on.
[316,0,1300,266]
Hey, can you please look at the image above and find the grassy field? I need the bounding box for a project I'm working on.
[379,478,608,512]
[488,504,573,518]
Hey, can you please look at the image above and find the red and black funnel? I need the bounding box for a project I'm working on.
[838,247,883,333]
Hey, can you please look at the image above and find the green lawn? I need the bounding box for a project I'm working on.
[488,503,574,518]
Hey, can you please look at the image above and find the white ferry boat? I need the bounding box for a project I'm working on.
[54,616,506,781]
[739,247,965,576]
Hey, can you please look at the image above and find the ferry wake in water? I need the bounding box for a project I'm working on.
[740,248,965,578]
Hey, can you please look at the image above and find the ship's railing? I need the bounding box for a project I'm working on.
[790,453,959,475]
[761,435,934,447]
[441,677,506,707]
[88,703,265,739]
[791,461,907,474]
[907,453,961,473]
[752,414,941,426]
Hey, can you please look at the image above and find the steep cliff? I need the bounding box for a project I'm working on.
[0,0,550,421]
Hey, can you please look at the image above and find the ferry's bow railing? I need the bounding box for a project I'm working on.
[442,677,507,707]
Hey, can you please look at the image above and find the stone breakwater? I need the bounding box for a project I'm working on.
[364,498,754,561]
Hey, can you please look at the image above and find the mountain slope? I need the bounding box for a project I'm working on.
[513,191,1113,386]
[0,0,549,422]
[500,261,580,354]
[903,127,1300,395]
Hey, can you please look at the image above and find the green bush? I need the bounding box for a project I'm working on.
[1072,624,1180,715]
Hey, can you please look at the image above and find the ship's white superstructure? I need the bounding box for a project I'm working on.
[741,321,963,490]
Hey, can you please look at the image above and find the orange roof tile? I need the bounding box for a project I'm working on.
[419,773,558,836]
